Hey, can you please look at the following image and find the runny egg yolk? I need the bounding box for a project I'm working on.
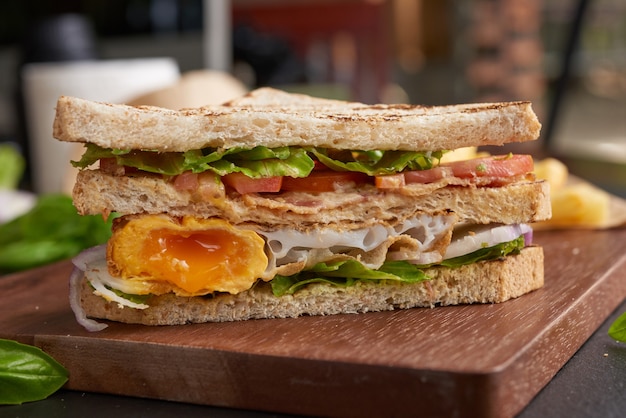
[108,215,268,295]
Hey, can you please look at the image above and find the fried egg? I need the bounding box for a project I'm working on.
[108,215,268,295]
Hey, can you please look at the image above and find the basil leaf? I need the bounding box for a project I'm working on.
[0,339,68,405]
[0,240,83,272]
[608,312,626,343]
[0,144,25,189]
[0,194,114,273]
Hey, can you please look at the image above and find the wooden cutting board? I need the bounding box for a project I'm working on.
[2,229,625,418]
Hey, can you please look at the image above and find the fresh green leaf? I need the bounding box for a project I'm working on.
[0,339,69,405]
[0,194,114,273]
[608,312,626,343]
[109,286,152,305]
[72,144,188,175]
[308,148,445,176]
[71,144,447,178]
[204,147,315,178]
[0,240,83,272]
[271,259,429,296]
[0,144,25,189]
[70,143,122,167]
[72,145,316,178]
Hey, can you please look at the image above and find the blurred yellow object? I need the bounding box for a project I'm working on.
[533,158,568,191]
[533,157,626,229]
[440,147,479,163]
[544,182,611,228]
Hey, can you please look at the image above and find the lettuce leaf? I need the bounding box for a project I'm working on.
[271,259,429,296]
[72,144,445,178]
[308,148,444,176]
[271,238,526,297]
[0,339,68,405]
[184,146,315,178]
[72,144,316,178]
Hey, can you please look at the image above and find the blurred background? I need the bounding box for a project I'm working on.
[0,0,624,197]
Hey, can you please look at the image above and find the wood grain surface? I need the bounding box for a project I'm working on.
[1,229,625,418]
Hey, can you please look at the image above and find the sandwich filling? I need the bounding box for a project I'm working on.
[70,145,538,316]
[75,218,532,309]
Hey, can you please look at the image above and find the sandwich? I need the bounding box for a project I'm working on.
[52,87,551,331]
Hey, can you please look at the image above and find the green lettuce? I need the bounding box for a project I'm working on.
[271,259,429,296]
[72,144,445,178]
[184,146,315,178]
[72,144,316,178]
[271,237,526,297]
[308,148,445,176]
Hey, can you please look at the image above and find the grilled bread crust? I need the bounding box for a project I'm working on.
[53,88,541,152]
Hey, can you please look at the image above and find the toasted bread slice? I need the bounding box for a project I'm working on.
[53,88,541,152]
[72,169,551,228]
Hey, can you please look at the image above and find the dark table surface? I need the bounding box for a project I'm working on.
[3,298,625,418]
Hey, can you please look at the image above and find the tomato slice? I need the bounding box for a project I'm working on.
[374,154,532,189]
[281,170,370,192]
[222,172,283,194]
[173,171,198,191]
[446,154,533,178]
[403,166,446,184]
[99,158,130,175]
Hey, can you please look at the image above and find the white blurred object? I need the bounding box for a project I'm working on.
[203,0,231,72]
[0,190,36,223]
[22,58,180,194]
[127,70,247,109]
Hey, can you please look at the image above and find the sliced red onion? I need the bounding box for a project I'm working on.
[72,244,107,270]
[523,229,533,246]
[69,264,108,332]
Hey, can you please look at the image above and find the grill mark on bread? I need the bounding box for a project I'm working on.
[53,88,541,152]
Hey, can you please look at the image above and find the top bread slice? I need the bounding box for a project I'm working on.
[53,87,541,152]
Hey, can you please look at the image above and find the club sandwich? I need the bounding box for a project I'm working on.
[52,87,551,331]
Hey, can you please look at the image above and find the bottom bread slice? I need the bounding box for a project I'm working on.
[79,246,544,326]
